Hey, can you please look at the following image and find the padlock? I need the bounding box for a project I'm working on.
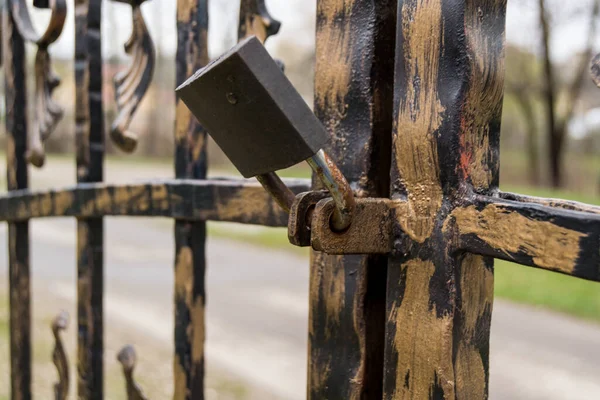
[177,36,328,178]
[177,36,355,232]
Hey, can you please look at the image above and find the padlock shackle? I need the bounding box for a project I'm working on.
[255,150,355,232]
[256,172,297,213]
[306,150,355,232]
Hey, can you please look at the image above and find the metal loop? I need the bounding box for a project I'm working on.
[306,150,355,232]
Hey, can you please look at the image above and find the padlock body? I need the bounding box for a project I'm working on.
[177,36,328,178]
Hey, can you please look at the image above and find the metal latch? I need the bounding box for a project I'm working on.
[177,36,393,254]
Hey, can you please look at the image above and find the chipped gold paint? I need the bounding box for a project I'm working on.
[80,199,95,217]
[449,204,585,274]
[243,15,268,42]
[177,0,196,23]
[113,186,130,214]
[314,0,353,115]
[309,253,345,338]
[455,343,486,400]
[459,0,506,189]
[151,185,169,212]
[129,185,149,212]
[175,101,192,142]
[454,254,492,399]
[40,194,53,216]
[29,198,40,219]
[394,0,444,243]
[54,191,74,216]
[191,297,205,365]
[214,187,265,221]
[391,259,454,399]
[173,354,188,400]
[95,189,112,215]
[459,254,493,338]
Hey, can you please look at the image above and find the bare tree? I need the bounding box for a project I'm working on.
[538,0,600,187]
[505,47,541,185]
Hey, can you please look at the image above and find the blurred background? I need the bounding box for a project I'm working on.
[0,0,599,399]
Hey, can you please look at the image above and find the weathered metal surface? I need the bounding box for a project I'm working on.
[177,36,328,178]
[383,1,506,397]
[499,191,600,215]
[591,52,600,87]
[238,0,280,42]
[449,195,600,281]
[75,0,105,398]
[4,4,32,398]
[306,150,355,232]
[255,173,297,213]
[174,0,208,397]
[0,179,309,225]
[10,0,67,167]
[309,0,396,398]
[288,191,329,247]
[52,311,69,400]
[110,0,155,153]
[311,198,395,254]
[117,346,149,400]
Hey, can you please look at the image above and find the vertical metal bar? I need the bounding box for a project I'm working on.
[3,4,32,399]
[75,0,104,398]
[383,0,506,398]
[309,1,397,398]
[174,1,208,398]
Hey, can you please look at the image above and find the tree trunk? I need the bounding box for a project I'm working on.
[516,95,540,185]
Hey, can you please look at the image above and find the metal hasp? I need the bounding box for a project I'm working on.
[177,35,355,231]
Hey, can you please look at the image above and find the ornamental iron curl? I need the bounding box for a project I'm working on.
[51,311,69,400]
[10,0,66,168]
[117,345,148,400]
[110,0,156,153]
[238,0,281,43]
[591,53,600,87]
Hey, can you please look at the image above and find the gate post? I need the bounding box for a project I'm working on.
[75,0,105,397]
[309,1,397,398]
[174,1,209,398]
[384,1,506,398]
[3,4,32,398]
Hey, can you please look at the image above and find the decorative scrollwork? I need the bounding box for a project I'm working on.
[10,0,67,167]
[591,53,600,88]
[51,311,69,400]
[110,0,156,153]
[117,345,149,400]
[238,0,281,43]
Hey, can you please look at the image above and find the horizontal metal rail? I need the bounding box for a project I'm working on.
[0,178,310,226]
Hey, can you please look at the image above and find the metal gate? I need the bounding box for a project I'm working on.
[2,0,600,399]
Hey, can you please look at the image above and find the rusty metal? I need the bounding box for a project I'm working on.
[306,150,355,231]
[51,311,69,400]
[117,346,149,400]
[255,173,297,213]
[110,0,156,153]
[310,197,395,254]
[287,190,329,246]
[10,0,67,167]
